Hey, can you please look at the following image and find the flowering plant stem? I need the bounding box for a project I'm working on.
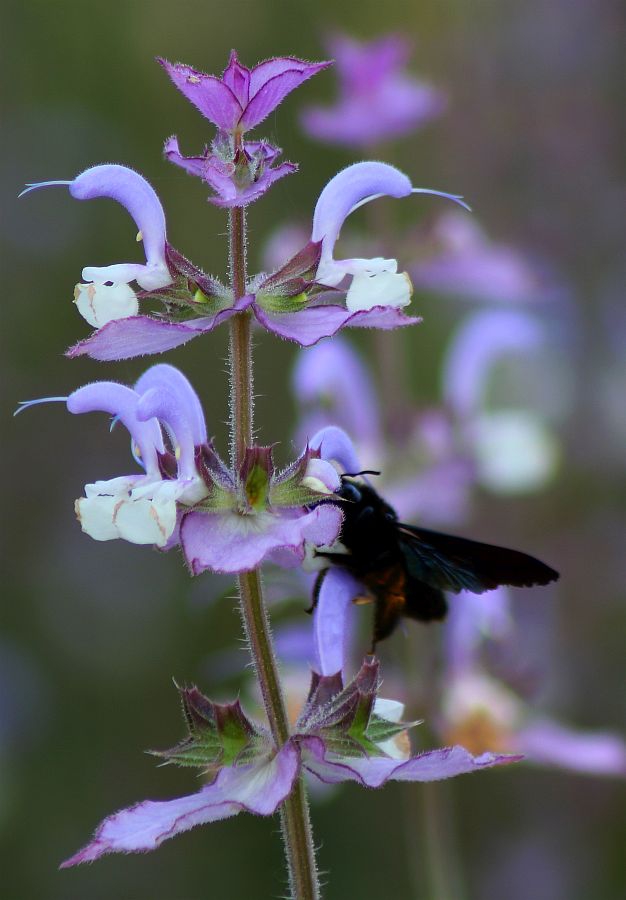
[228,203,320,900]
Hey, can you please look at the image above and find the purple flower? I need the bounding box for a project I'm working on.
[293,344,473,525]
[159,51,330,135]
[442,308,560,493]
[411,211,563,304]
[164,134,296,207]
[438,663,626,778]
[20,165,172,328]
[440,591,626,777]
[62,662,518,866]
[63,162,467,359]
[301,33,446,148]
[17,365,342,569]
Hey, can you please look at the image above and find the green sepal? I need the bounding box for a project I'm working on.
[255,291,310,314]
[149,685,267,772]
[297,660,418,758]
[269,479,339,509]
[269,446,338,509]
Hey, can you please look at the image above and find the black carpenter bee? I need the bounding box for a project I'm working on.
[313,473,559,648]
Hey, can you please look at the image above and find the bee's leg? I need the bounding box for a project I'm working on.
[305,569,328,615]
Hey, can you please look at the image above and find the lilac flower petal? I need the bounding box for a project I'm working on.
[302,34,445,148]
[309,426,362,475]
[443,309,545,418]
[66,298,252,361]
[135,365,207,478]
[312,162,412,262]
[516,720,626,777]
[69,165,170,290]
[410,212,557,304]
[292,338,382,448]
[313,568,362,676]
[301,735,520,787]
[181,505,342,575]
[67,382,163,474]
[241,58,331,131]
[164,135,208,178]
[158,58,242,131]
[254,302,419,347]
[221,50,251,105]
[444,587,513,674]
[61,741,300,865]
[208,161,297,209]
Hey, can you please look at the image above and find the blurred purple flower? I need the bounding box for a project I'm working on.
[62,661,517,865]
[159,52,330,134]
[164,134,296,207]
[301,33,446,148]
[293,339,382,452]
[411,211,562,304]
[17,365,342,571]
[440,591,626,777]
[442,308,561,493]
[293,339,473,524]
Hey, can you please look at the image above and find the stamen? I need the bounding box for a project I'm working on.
[411,188,472,212]
[18,180,72,199]
[14,396,68,416]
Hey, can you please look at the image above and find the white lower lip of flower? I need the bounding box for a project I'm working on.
[345,270,412,313]
[470,410,559,494]
[76,477,178,547]
[74,282,139,329]
[135,265,172,291]
[373,698,411,761]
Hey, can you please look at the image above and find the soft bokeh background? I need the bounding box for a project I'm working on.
[2,0,625,897]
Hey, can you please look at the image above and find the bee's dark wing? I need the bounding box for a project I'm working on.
[397,524,559,595]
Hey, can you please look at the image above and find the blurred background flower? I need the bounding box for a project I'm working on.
[2,1,625,898]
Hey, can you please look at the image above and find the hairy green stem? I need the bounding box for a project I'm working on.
[228,206,320,899]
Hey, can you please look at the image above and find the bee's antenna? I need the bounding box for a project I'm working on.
[341,470,381,478]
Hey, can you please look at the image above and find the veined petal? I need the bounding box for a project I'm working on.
[61,742,300,865]
[75,479,179,547]
[74,282,139,328]
[254,301,419,347]
[158,58,242,131]
[115,481,181,546]
[301,735,520,787]
[241,58,331,130]
[66,296,252,361]
[181,506,342,575]
[69,165,171,290]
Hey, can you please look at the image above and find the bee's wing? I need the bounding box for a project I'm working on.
[397,524,559,595]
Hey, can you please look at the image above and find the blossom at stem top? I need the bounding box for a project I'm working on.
[61,658,519,867]
[301,32,446,148]
[15,364,342,573]
[57,161,468,360]
[159,51,331,135]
